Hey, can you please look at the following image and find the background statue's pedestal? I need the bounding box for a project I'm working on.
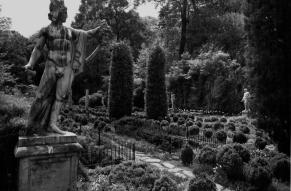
[242,110,250,117]
[15,132,82,191]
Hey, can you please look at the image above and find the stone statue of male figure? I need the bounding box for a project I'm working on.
[241,88,251,113]
[24,0,111,135]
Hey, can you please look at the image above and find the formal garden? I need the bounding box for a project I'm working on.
[0,0,290,191]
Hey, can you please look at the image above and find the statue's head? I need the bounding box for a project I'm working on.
[48,0,67,23]
[244,88,248,92]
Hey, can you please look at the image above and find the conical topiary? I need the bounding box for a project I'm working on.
[145,45,168,120]
[108,42,134,119]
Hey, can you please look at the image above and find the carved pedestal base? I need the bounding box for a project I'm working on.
[242,110,250,117]
[14,132,82,191]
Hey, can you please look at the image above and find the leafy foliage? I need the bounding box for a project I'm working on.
[72,0,153,60]
[0,31,32,86]
[0,94,28,190]
[0,59,16,89]
[0,6,11,31]
[244,0,290,154]
[168,50,245,113]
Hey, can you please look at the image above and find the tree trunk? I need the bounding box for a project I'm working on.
[179,0,188,57]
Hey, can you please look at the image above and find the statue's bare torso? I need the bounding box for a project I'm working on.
[42,25,76,67]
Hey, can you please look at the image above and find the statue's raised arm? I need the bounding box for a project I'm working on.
[24,30,46,70]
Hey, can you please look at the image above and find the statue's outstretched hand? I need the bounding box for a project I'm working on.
[100,20,111,32]
[24,63,33,71]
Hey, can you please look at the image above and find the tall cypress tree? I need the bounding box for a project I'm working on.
[145,46,168,119]
[245,0,290,154]
[108,42,134,119]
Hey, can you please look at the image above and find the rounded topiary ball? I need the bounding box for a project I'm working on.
[255,138,267,150]
[232,143,250,163]
[189,126,200,136]
[216,145,244,180]
[161,120,170,127]
[195,121,202,128]
[270,153,290,182]
[181,145,194,166]
[213,122,224,131]
[204,130,213,138]
[178,117,185,125]
[226,122,236,131]
[233,132,248,144]
[196,117,203,122]
[204,124,212,129]
[245,157,272,189]
[172,115,178,122]
[186,121,194,127]
[215,130,227,142]
[198,145,217,166]
[239,125,250,134]
[220,117,227,123]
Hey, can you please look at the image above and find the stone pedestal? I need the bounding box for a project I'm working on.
[242,110,250,117]
[15,132,82,191]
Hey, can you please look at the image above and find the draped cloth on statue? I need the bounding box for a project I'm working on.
[26,28,87,135]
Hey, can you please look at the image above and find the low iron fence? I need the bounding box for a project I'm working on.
[167,132,226,154]
[188,134,225,146]
[80,141,135,169]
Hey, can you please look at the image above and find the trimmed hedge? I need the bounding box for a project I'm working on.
[215,130,227,142]
[216,145,244,180]
[213,122,224,131]
[78,92,103,107]
[232,143,250,163]
[255,138,267,150]
[233,132,248,144]
[245,157,272,190]
[108,161,160,190]
[108,42,134,119]
[204,130,213,138]
[181,145,194,166]
[189,126,200,136]
[188,176,217,191]
[145,46,168,120]
[270,153,290,182]
[198,145,217,166]
[152,176,178,191]
[226,122,236,131]
[239,125,250,134]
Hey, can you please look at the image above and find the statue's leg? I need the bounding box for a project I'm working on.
[49,66,74,134]
[246,101,250,112]
[27,64,57,135]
